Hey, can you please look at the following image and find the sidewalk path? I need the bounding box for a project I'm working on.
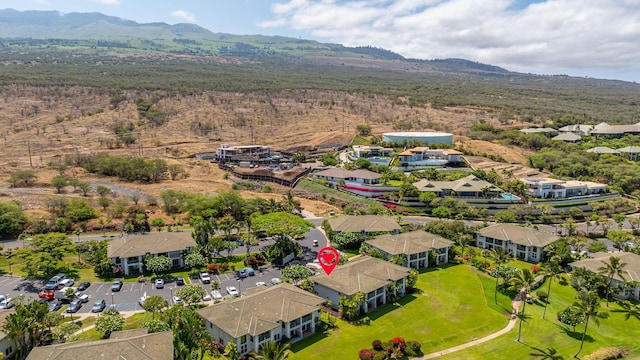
[70,310,143,337]
[419,290,524,359]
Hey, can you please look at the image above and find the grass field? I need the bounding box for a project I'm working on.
[290,265,510,359]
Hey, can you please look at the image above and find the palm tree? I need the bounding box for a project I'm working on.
[540,260,563,319]
[572,290,609,358]
[458,234,472,259]
[597,256,627,306]
[508,268,537,342]
[248,341,291,360]
[490,247,513,304]
[481,249,491,270]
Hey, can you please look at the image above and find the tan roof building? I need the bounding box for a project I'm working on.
[313,256,410,313]
[366,231,453,269]
[26,330,173,360]
[327,215,401,234]
[198,283,324,355]
[570,252,640,301]
[313,168,381,181]
[414,175,502,198]
[476,224,560,262]
[108,232,197,276]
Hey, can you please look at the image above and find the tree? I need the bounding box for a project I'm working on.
[562,218,577,237]
[322,153,338,166]
[98,195,111,210]
[606,230,633,251]
[142,295,169,320]
[339,292,364,320]
[572,290,609,358]
[7,170,37,187]
[598,256,627,306]
[281,264,313,282]
[168,163,186,180]
[95,309,125,338]
[96,185,112,196]
[176,285,207,305]
[458,234,473,259]
[77,181,92,196]
[224,341,241,360]
[248,341,291,360]
[406,268,419,290]
[52,321,80,342]
[3,300,49,358]
[613,213,627,230]
[489,248,514,304]
[494,211,516,223]
[51,175,68,193]
[419,191,437,207]
[0,200,28,236]
[145,255,172,276]
[223,240,239,263]
[16,233,74,278]
[356,124,372,136]
[143,319,171,333]
[252,212,314,240]
[508,269,536,342]
[150,217,165,231]
[184,252,206,270]
[333,232,362,250]
[540,260,563,319]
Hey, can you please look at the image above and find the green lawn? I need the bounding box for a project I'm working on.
[435,276,640,360]
[290,265,510,359]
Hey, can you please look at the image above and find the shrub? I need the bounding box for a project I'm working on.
[583,347,629,360]
[358,349,374,360]
[410,340,421,353]
[207,263,219,274]
[372,354,385,360]
[536,290,548,302]
[372,340,383,351]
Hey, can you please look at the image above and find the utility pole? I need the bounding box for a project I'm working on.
[27,139,33,168]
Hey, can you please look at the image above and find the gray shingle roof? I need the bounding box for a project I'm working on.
[107,232,197,259]
[26,330,173,360]
[313,256,409,296]
[197,283,324,338]
[366,231,454,255]
[586,147,620,154]
[328,215,401,233]
[552,133,582,141]
[477,223,559,248]
[617,146,640,154]
[569,252,640,283]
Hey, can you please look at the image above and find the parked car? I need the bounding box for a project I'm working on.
[172,296,183,305]
[313,239,319,247]
[66,299,82,313]
[75,292,89,303]
[175,276,185,285]
[256,281,267,287]
[111,279,123,292]
[236,269,247,278]
[199,273,211,284]
[48,300,63,312]
[77,282,91,291]
[59,278,75,288]
[0,298,13,309]
[243,267,255,276]
[211,290,223,300]
[202,292,212,302]
[44,273,67,290]
[271,278,281,285]
[226,286,239,297]
[155,279,164,289]
[39,290,55,300]
[91,299,106,313]
[138,293,148,306]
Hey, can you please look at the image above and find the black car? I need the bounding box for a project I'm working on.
[48,300,62,312]
[91,299,106,313]
[111,279,123,292]
[175,276,185,286]
[66,299,82,313]
[77,282,91,291]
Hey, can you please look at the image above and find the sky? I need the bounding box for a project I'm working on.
[2,0,640,82]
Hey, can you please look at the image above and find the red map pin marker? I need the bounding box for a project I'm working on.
[318,246,339,276]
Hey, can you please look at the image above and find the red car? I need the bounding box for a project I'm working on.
[39,290,55,300]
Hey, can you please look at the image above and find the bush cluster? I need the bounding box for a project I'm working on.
[359,337,422,359]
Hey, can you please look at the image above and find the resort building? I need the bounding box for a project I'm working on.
[365,230,454,269]
[327,215,401,236]
[521,178,607,199]
[569,252,640,301]
[198,284,324,355]
[313,256,409,313]
[552,133,581,142]
[475,224,560,262]
[590,123,640,138]
[107,232,197,276]
[313,168,398,197]
[413,175,503,199]
[586,147,620,155]
[558,123,609,136]
[396,147,462,167]
[617,146,640,160]
[215,144,272,161]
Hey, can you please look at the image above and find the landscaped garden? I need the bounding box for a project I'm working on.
[290,265,510,359]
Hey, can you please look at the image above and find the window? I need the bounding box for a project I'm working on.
[302,314,312,323]
[240,335,247,344]
[258,332,270,342]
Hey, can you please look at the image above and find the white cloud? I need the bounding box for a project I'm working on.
[95,0,121,4]
[170,10,197,24]
[261,0,640,81]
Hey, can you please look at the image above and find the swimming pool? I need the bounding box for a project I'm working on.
[499,193,521,200]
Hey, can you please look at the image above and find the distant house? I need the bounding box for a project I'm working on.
[413,174,503,199]
[519,128,558,135]
[552,133,581,142]
[313,256,410,313]
[215,144,272,162]
[197,283,324,355]
[312,168,399,197]
[327,215,401,237]
[590,123,640,138]
[396,147,461,168]
[617,146,640,161]
[0,310,15,360]
[475,224,560,262]
[107,232,197,276]
[521,177,607,199]
[27,330,173,360]
[558,123,608,136]
[365,230,454,268]
[569,252,640,301]
[586,146,620,155]
[352,145,394,158]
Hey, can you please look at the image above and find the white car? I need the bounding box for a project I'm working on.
[225,286,239,297]
[271,278,281,285]
[199,273,211,284]
[75,292,89,303]
[211,290,223,300]
[0,298,13,309]
[256,282,267,287]
[59,279,75,288]
[172,296,183,305]
[202,292,212,302]
[138,292,148,306]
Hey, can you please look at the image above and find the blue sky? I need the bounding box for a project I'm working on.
[2,0,640,82]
